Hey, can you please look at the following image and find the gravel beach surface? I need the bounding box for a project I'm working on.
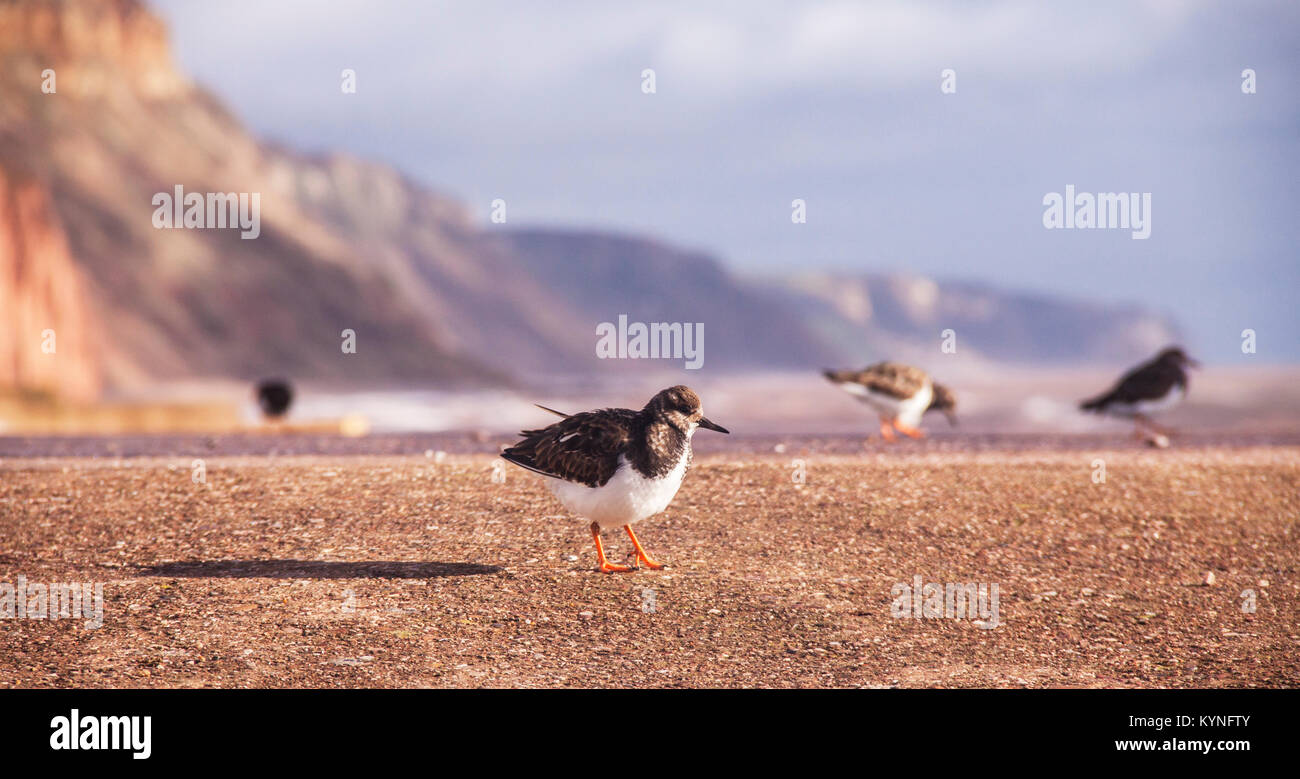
[1,437,1296,688]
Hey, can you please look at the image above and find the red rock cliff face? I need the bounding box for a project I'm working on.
[0,166,102,401]
[0,0,185,98]
[0,0,509,393]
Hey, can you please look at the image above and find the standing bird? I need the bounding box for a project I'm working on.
[501,386,729,573]
[823,362,957,442]
[1080,346,1198,442]
[255,379,294,421]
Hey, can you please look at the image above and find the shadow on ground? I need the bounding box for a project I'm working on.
[135,559,501,579]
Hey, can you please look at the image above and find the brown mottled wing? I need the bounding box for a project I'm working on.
[500,409,637,488]
[848,362,928,399]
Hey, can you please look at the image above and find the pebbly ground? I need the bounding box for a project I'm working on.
[0,437,1296,688]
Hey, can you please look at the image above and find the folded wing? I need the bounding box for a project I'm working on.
[828,362,927,399]
[1081,359,1181,411]
[501,409,638,488]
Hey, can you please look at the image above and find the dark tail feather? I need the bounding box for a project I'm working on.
[1079,393,1111,413]
[499,448,552,480]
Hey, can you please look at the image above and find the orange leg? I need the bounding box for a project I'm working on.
[624,525,665,570]
[893,420,926,439]
[1133,415,1159,441]
[591,522,634,573]
[878,416,898,442]
[1136,414,1172,437]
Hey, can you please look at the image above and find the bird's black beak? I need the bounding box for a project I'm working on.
[698,417,729,434]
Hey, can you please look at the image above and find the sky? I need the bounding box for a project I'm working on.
[150,0,1300,362]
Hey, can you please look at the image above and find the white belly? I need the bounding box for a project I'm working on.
[546,454,688,529]
[840,381,932,427]
[1107,387,1184,418]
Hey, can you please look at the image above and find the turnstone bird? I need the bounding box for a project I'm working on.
[823,362,956,441]
[500,386,729,573]
[1080,346,1198,443]
[255,379,293,420]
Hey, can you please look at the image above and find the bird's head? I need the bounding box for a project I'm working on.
[929,382,958,426]
[645,385,729,434]
[255,378,294,418]
[1157,346,1200,369]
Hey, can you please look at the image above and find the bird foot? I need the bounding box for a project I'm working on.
[1146,434,1171,449]
[623,525,664,570]
[894,422,926,439]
